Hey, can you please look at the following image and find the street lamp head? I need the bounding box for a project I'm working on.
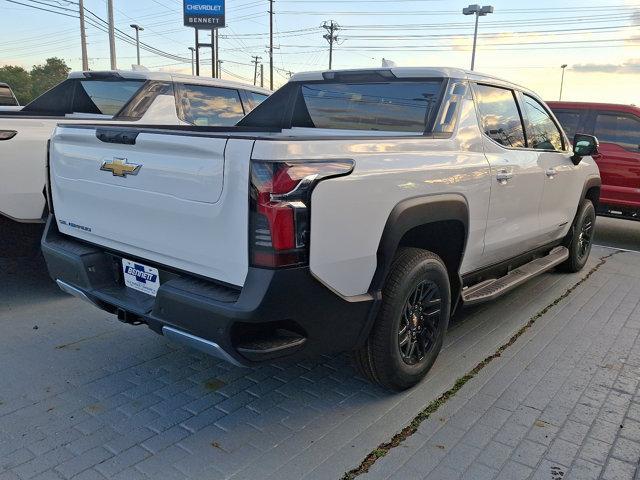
[130,24,144,31]
[479,5,494,15]
[561,64,568,68]
[463,4,480,15]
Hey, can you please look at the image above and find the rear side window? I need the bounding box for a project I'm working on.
[474,84,526,148]
[22,79,143,115]
[522,95,563,151]
[246,91,269,110]
[115,81,174,121]
[177,84,245,126]
[553,110,581,139]
[594,113,640,151]
[0,86,17,106]
[291,81,442,132]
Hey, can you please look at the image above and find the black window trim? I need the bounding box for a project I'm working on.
[591,110,640,153]
[519,92,569,153]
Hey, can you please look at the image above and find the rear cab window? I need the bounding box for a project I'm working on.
[291,81,442,132]
[21,78,144,116]
[177,84,245,126]
[239,74,447,134]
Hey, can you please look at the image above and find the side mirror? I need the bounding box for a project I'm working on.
[571,134,599,165]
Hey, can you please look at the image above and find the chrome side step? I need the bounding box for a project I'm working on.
[161,326,244,367]
[462,246,569,306]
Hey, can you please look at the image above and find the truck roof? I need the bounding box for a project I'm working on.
[289,67,533,95]
[546,101,640,114]
[67,70,271,95]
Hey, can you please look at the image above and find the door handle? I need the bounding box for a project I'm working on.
[545,168,557,178]
[496,169,513,184]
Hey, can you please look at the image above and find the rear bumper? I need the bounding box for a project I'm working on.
[41,217,376,366]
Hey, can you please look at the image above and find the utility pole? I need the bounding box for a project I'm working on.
[107,0,117,69]
[211,29,218,78]
[215,29,220,79]
[260,64,264,88]
[78,0,88,70]
[252,55,262,86]
[559,64,568,101]
[130,24,144,66]
[194,29,200,76]
[322,20,340,70]
[188,47,195,75]
[462,4,494,71]
[218,60,223,79]
[269,0,274,90]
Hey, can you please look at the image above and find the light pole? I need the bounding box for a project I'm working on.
[559,64,568,101]
[188,47,196,75]
[130,24,144,66]
[462,4,494,71]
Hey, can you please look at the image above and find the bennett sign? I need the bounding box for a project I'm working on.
[183,0,225,28]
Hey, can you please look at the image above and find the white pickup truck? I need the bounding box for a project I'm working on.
[42,67,601,390]
[0,70,269,223]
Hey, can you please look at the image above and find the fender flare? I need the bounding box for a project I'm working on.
[580,175,602,207]
[368,193,470,293]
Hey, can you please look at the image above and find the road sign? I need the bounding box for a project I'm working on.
[183,0,225,28]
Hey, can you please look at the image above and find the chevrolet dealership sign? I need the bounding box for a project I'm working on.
[184,0,225,28]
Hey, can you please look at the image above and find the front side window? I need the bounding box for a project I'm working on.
[291,81,442,132]
[523,95,563,151]
[474,84,526,148]
[594,113,640,151]
[552,110,582,139]
[178,84,245,126]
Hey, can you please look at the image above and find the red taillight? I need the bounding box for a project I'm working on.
[249,160,354,268]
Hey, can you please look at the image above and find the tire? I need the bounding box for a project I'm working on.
[559,199,596,273]
[353,248,451,391]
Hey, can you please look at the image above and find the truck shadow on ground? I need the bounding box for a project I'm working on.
[0,231,604,479]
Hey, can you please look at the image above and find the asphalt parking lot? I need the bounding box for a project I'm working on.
[1,218,639,480]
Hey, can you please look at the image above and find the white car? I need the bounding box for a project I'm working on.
[0,70,270,223]
[42,67,601,390]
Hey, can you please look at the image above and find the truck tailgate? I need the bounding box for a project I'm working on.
[50,125,254,287]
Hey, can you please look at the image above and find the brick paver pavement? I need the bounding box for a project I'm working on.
[0,247,636,480]
[362,248,640,480]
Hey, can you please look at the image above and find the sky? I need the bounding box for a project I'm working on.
[0,0,638,103]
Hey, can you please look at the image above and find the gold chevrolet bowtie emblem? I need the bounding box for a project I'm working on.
[100,158,141,177]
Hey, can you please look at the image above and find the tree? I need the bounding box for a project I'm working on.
[30,57,70,99]
[0,65,32,104]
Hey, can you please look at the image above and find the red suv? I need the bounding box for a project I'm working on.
[548,102,640,221]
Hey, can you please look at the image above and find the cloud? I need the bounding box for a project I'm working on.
[571,58,640,74]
